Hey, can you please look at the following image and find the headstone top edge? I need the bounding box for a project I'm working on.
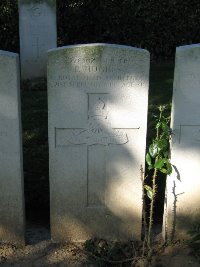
[0,50,18,58]
[18,0,56,7]
[176,43,200,53]
[48,43,150,55]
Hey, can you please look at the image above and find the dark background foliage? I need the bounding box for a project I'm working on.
[0,0,200,60]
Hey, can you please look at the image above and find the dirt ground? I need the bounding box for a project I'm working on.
[0,223,199,267]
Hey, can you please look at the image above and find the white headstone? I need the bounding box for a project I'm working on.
[48,44,149,242]
[19,0,57,80]
[163,44,200,240]
[0,51,25,245]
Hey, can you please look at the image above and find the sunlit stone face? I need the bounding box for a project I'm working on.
[48,44,149,241]
[164,44,200,240]
[0,51,25,245]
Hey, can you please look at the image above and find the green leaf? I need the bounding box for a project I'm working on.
[160,168,168,174]
[144,185,153,200]
[158,139,168,150]
[146,153,152,166]
[166,161,173,175]
[147,190,153,200]
[158,159,172,175]
[149,143,159,158]
[156,122,161,129]
[154,158,165,169]
[144,185,152,191]
[162,122,170,133]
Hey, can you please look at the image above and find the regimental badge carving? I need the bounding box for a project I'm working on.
[29,1,43,17]
[66,98,128,146]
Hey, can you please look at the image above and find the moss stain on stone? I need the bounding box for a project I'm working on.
[81,46,104,59]
[49,45,106,66]
[67,45,105,63]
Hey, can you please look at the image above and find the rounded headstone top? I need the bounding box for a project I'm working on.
[48,43,150,55]
[176,43,200,53]
[0,50,18,58]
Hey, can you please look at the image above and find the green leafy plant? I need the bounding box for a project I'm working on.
[143,105,172,255]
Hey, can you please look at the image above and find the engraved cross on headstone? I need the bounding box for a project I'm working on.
[56,93,140,207]
[178,124,200,144]
[32,36,45,59]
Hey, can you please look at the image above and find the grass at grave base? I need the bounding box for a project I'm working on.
[20,61,174,224]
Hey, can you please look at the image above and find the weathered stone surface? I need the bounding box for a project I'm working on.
[48,44,149,242]
[163,44,200,240]
[0,50,25,245]
[19,0,57,80]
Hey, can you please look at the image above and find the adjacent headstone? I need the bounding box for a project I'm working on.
[163,44,200,240]
[48,44,149,241]
[0,51,25,245]
[19,0,57,80]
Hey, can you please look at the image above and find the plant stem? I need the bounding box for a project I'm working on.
[140,165,148,256]
[147,109,163,248]
[144,105,172,256]
[147,166,157,249]
[147,108,161,250]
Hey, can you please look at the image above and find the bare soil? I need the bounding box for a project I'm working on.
[0,223,199,267]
